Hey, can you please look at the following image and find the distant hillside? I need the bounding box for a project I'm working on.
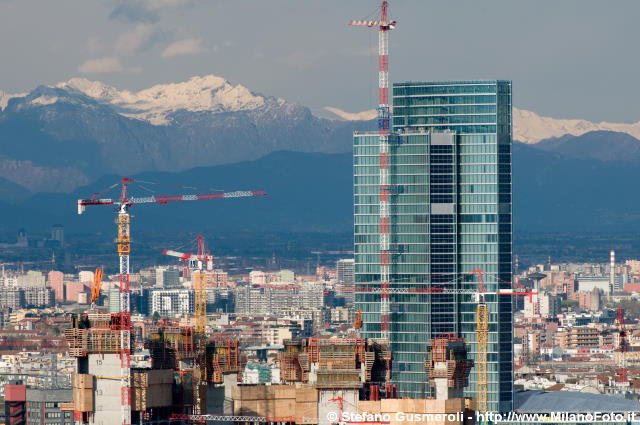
[531,130,640,162]
[514,141,640,232]
[0,77,374,193]
[3,143,640,236]
[6,151,354,234]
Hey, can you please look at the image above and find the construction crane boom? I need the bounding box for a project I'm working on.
[350,0,397,343]
[77,178,265,425]
[90,268,103,307]
[78,190,266,214]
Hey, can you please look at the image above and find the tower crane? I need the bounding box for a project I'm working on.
[77,177,265,425]
[469,269,488,417]
[350,1,397,342]
[335,271,534,412]
[163,234,212,414]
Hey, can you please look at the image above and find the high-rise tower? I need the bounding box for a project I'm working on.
[353,80,513,412]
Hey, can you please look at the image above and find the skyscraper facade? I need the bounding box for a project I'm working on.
[353,80,512,411]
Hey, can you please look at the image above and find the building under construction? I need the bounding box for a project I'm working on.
[226,336,474,425]
[65,313,244,425]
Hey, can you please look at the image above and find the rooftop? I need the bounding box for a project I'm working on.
[515,390,640,413]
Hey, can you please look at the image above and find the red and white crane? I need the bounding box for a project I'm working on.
[350,0,397,342]
[77,177,265,425]
[163,235,214,278]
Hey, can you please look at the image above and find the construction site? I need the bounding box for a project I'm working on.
[57,2,509,424]
[65,318,476,425]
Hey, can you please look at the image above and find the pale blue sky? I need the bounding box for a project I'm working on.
[0,0,637,122]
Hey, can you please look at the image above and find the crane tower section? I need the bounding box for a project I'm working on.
[350,1,396,342]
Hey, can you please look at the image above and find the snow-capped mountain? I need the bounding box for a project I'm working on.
[0,90,26,111]
[57,75,279,125]
[0,75,372,193]
[323,107,377,121]
[323,105,640,144]
[2,73,640,195]
[512,108,640,144]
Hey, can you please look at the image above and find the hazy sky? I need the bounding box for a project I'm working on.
[1,0,638,122]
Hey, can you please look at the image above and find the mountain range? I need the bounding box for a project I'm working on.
[0,75,374,193]
[3,140,640,236]
[2,75,640,235]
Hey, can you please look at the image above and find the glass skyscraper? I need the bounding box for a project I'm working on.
[353,81,512,412]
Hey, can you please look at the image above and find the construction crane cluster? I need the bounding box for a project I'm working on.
[77,177,265,425]
[163,234,214,414]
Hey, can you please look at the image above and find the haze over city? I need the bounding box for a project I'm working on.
[1,1,640,425]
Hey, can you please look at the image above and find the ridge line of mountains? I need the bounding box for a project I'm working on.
[2,75,640,234]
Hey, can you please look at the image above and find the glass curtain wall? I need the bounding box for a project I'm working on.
[353,80,512,412]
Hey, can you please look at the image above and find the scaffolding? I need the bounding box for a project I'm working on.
[278,338,391,392]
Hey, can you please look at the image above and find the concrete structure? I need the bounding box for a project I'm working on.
[555,327,601,349]
[577,277,611,294]
[539,294,561,318]
[78,271,94,284]
[235,284,324,316]
[337,259,355,306]
[108,287,121,313]
[4,382,73,425]
[0,287,24,310]
[249,271,267,285]
[65,282,88,303]
[149,289,194,317]
[354,80,513,410]
[230,337,474,425]
[337,259,354,284]
[51,224,64,247]
[66,313,174,425]
[424,338,473,401]
[25,388,73,425]
[279,269,295,283]
[23,287,53,308]
[17,271,46,288]
[48,271,65,302]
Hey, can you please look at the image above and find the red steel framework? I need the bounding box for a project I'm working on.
[350,0,397,342]
[78,178,265,425]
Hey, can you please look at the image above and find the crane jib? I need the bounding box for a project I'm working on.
[128,190,266,205]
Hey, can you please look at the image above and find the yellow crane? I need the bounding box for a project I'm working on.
[163,235,213,415]
[470,269,488,417]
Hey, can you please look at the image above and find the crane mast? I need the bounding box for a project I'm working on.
[350,0,397,343]
[470,269,488,418]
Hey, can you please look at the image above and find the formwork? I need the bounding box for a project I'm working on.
[232,384,318,424]
[209,337,244,384]
[279,338,391,390]
[131,369,174,411]
[358,398,475,425]
[65,314,175,425]
[72,373,94,412]
[65,313,133,357]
